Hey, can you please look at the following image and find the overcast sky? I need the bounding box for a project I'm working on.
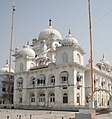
[0,0,112,69]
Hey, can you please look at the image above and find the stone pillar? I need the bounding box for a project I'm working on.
[45,89,48,107]
[14,89,18,107]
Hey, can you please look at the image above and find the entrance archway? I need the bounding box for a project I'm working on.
[94,88,111,107]
[94,88,111,99]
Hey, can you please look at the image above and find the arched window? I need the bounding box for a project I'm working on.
[49,93,55,103]
[17,77,23,88]
[2,87,6,92]
[19,97,22,103]
[20,62,23,72]
[76,71,82,82]
[37,79,40,85]
[51,76,55,84]
[32,78,35,85]
[37,74,46,86]
[39,93,45,102]
[60,71,69,84]
[29,76,36,87]
[48,74,55,85]
[63,93,68,103]
[30,94,35,102]
[101,81,104,87]
[30,76,36,87]
[62,53,68,63]
[76,53,81,64]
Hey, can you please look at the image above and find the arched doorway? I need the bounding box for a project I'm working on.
[94,88,111,107]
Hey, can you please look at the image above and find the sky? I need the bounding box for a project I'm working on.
[0,0,112,69]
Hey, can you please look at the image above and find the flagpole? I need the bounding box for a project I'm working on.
[88,0,94,102]
[8,3,15,103]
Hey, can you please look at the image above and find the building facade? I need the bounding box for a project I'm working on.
[13,20,112,109]
[85,56,112,107]
[0,61,14,104]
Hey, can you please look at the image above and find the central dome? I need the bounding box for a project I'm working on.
[38,19,62,41]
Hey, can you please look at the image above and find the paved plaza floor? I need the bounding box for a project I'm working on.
[0,109,112,119]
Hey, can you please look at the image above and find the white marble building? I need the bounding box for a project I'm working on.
[13,19,112,109]
[0,61,14,104]
[85,56,112,107]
